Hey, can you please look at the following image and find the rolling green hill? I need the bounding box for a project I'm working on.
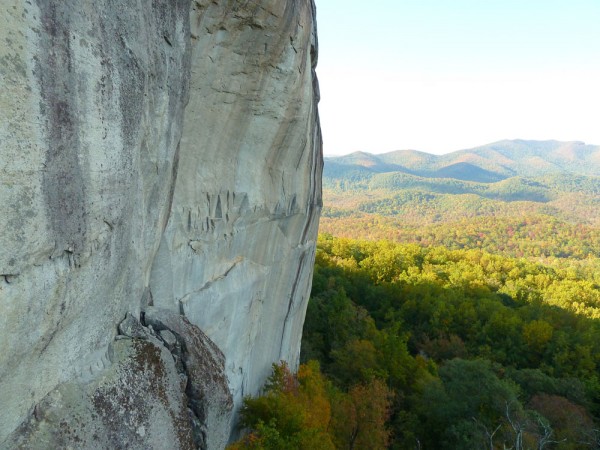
[321,140,600,262]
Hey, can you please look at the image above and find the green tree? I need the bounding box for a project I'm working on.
[417,359,521,449]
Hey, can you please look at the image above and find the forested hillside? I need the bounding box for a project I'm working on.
[321,140,600,262]
[231,237,600,449]
[306,237,600,447]
[230,141,600,449]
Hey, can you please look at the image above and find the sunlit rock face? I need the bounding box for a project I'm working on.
[0,0,320,446]
[150,0,322,414]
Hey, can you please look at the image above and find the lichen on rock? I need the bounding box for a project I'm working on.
[4,326,194,449]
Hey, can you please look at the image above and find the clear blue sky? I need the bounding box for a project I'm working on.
[316,0,600,155]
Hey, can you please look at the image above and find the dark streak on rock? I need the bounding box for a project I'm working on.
[39,324,59,355]
[36,1,87,257]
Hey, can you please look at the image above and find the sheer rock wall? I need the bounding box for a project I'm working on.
[0,0,321,447]
[150,0,322,411]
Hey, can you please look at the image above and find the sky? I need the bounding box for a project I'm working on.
[316,0,600,155]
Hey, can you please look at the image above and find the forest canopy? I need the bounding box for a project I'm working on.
[232,236,600,449]
[232,145,600,448]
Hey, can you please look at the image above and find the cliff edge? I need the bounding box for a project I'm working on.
[0,0,321,448]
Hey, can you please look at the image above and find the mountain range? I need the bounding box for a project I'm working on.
[321,140,600,251]
[325,139,600,182]
[323,140,600,205]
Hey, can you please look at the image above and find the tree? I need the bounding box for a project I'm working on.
[329,378,393,450]
[232,361,335,450]
[416,359,522,449]
[529,394,595,449]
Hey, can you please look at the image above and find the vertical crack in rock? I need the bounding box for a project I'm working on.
[279,251,306,357]
[164,140,182,233]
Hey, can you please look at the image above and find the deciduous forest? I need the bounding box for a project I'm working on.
[230,142,600,449]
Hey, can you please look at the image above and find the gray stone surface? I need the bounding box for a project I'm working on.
[0,0,191,441]
[3,311,233,450]
[0,0,321,445]
[151,0,322,414]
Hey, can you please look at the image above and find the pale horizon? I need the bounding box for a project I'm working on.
[316,1,600,156]
[322,137,599,158]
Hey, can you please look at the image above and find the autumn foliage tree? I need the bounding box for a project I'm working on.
[229,361,392,450]
[228,361,334,450]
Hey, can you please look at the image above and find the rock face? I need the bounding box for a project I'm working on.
[4,310,233,449]
[151,0,322,412]
[0,0,192,443]
[0,0,321,447]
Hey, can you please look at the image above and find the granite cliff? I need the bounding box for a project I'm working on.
[0,0,321,448]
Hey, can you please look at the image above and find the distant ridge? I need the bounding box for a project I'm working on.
[431,162,505,183]
[325,140,600,180]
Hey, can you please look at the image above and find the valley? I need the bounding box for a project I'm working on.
[231,140,600,449]
[321,140,600,263]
